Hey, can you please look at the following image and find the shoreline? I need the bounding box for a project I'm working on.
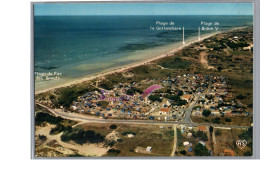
[35,26,247,95]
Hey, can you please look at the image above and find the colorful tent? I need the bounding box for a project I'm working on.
[142,84,162,98]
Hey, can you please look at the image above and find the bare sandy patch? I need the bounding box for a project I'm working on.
[35,124,109,157]
[200,51,216,70]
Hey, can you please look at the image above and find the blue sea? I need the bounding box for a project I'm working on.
[34,15,253,91]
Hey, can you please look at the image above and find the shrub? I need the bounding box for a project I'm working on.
[109,124,118,130]
[217,66,223,72]
[236,94,246,100]
[50,124,65,135]
[56,86,93,108]
[164,94,187,106]
[197,131,208,141]
[212,117,221,124]
[107,149,121,156]
[35,112,63,126]
[106,140,116,147]
[49,94,55,100]
[148,95,162,102]
[180,150,186,155]
[193,105,201,110]
[160,56,191,69]
[225,118,231,122]
[191,130,208,141]
[247,103,253,108]
[57,89,79,108]
[61,127,105,145]
[126,87,142,95]
[38,134,47,141]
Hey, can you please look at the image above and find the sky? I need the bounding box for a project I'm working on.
[34,3,253,16]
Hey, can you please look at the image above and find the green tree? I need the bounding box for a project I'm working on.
[109,124,118,130]
[217,66,223,72]
[148,95,162,102]
[35,112,63,126]
[196,131,208,141]
[225,118,231,122]
[202,109,211,117]
[194,143,210,156]
[209,126,213,133]
[180,150,186,155]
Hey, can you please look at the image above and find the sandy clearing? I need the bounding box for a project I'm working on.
[35,124,109,157]
[200,51,216,70]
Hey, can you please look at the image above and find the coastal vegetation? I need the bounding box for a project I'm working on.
[164,94,187,106]
[35,112,77,133]
[126,87,142,95]
[148,94,162,102]
[106,149,121,156]
[56,86,99,109]
[159,56,191,69]
[35,112,63,126]
[61,127,105,145]
[109,124,118,130]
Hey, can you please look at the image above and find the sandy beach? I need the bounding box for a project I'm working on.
[35,27,245,95]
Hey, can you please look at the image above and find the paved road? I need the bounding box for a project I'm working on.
[183,93,200,123]
[182,76,212,124]
[36,102,250,129]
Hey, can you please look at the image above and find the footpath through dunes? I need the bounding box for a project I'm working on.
[199,51,215,70]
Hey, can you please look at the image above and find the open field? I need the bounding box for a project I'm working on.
[79,122,175,157]
[213,128,252,156]
[35,121,176,157]
[191,116,252,126]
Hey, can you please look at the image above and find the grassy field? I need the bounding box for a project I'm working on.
[214,128,252,156]
[191,116,252,126]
